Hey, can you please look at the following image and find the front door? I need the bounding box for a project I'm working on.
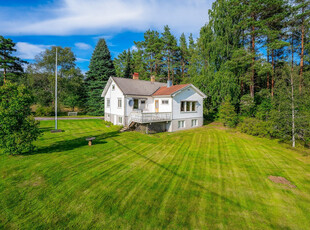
[155,100,159,113]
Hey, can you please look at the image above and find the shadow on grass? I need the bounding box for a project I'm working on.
[40,127,54,133]
[27,131,120,155]
[112,138,245,210]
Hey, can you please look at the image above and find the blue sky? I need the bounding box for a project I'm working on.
[1,0,213,73]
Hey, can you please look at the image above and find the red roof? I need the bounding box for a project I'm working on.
[152,84,189,96]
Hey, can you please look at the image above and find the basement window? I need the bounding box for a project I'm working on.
[178,120,185,128]
[191,119,198,127]
[118,116,123,124]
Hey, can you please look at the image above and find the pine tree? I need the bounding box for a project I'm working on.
[124,49,133,78]
[293,0,310,93]
[162,25,178,83]
[179,33,189,79]
[0,36,25,84]
[85,39,115,115]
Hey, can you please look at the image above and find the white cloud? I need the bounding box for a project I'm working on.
[15,42,51,60]
[1,0,212,36]
[75,42,92,50]
[130,45,138,51]
[76,57,89,62]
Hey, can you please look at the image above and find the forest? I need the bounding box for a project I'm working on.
[0,0,309,147]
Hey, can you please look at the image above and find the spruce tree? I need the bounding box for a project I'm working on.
[0,36,25,84]
[179,33,189,79]
[85,39,115,115]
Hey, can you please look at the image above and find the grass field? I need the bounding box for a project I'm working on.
[1,120,310,229]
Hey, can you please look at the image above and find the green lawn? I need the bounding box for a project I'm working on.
[1,120,310,229]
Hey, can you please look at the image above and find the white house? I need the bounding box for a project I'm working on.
[101,73,206,132]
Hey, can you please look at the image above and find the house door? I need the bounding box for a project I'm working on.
[155,100,159,113]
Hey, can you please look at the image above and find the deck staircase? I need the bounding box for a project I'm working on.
[119,121,137,132]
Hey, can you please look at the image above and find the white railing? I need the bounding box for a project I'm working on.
[130,111,172,123]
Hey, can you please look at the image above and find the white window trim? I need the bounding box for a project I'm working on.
[180,101,198,113]
[112,85,115,91]
[162,100,169,105]
[178,120,185,129]
[117,98,122,108]
[191,119,198,127]
[106,98,110,108]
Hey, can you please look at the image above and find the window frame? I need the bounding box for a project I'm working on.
[106,98,110,108]
[112,85,115,91]
[133,99,139,109]
[162,100,169,105]
[117,98,122,108]
[178,120,185,129]
[191,119,198,127]
[118,116,123,124]
[180,101,197,112]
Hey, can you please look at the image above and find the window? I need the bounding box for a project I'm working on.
[118,98,122,108]
[112,85,115,91]
[118,116,123,124]
[133,99,139,109]
[192,102,196,112]
[191,119,198,127]
[178,120,185,128]
[186,101,191,111]
[180,101,197,112]
[106,98,110,107]
[162,100,169,105]
[181,101,185,111]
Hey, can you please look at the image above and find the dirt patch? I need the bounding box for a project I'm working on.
[18,176,45,188]
[268,176,296,188]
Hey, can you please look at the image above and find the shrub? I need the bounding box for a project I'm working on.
[240,94,256,117]
[0,82,41,155]
[219,96,238,128]
[35,106,54,116]
[238,118,274,138]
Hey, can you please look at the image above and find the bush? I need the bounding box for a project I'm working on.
[219,96,238,128]
[240,94,256,117]
[35,106,54,116]
[0,82,41,155]
[238,118,274,138]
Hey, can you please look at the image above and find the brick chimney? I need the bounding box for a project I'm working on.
[132,72,139,80]
[151,75,155,83]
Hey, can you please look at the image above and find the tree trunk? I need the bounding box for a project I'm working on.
[291,33,294,71]
[167,56,170,81]
[271,49,275,97]
[3,67,6,84]
[291,69,295,148]
[267,48,270,89]
[182,60,185,79]
[299,7,305,94]
[250,17,255,98]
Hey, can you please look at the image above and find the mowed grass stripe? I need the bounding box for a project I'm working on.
[1,120,310,229]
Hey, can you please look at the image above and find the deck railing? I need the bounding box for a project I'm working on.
[130,111,172,123]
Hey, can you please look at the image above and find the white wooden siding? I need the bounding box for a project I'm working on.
[172,87,203,120]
